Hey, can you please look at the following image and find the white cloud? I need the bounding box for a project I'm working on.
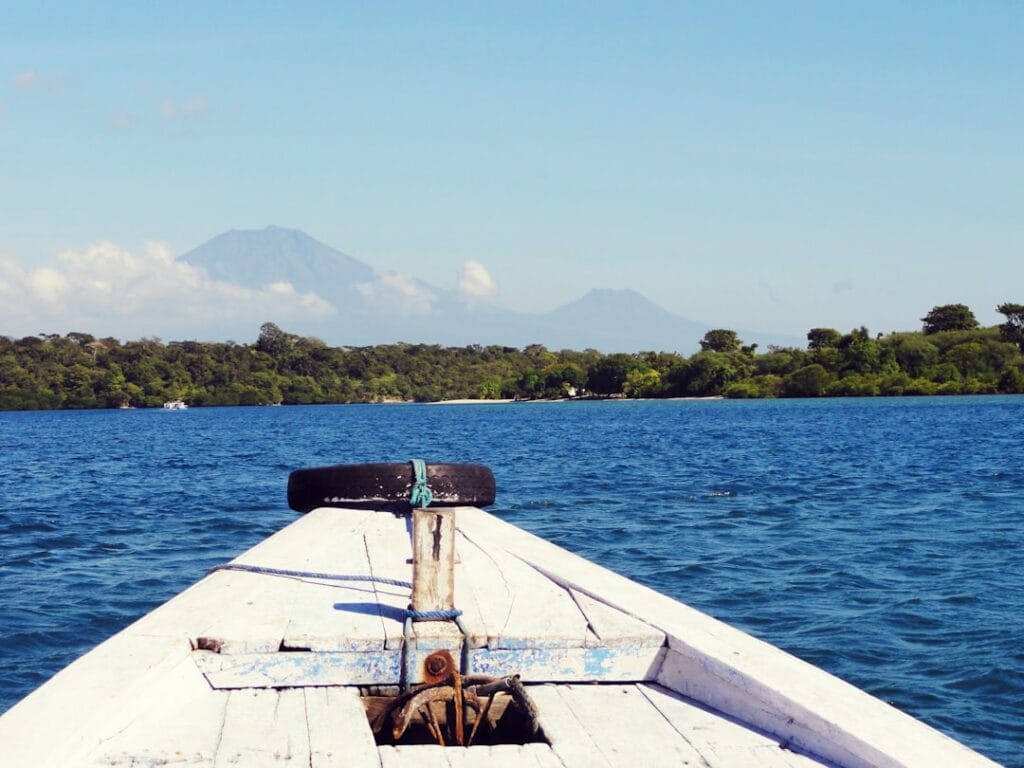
[0,241,336,338]
[267,281,295,295]
[109,111,135,130]
[161,95,208,122]
[12,69,69,95]
[458,260,497,299]
[356,271,437,316]
[28,267,70,305]
[12,70,37,89]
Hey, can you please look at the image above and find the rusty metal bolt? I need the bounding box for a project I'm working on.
[423,650,454,682]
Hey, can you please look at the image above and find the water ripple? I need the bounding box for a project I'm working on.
[0,397,1021,766]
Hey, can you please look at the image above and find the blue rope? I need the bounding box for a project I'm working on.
[402,610,472,691]
[406,608,463,620]
[409,458,433,508]
[208,563,412,589]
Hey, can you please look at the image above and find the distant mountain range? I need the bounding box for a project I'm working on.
[180,226,798,352]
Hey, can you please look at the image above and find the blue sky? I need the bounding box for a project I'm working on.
[1,3,1021,340]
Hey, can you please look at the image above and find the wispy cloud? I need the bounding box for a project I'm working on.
[457,260,497,299]
[0,242,335,338]
[356,271,437,316]
[108,111,135,130]
[12,70,37,89]
[12,69,70,95]
[161,95,208,122]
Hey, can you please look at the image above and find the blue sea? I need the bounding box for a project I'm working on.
[1,398,1021,766]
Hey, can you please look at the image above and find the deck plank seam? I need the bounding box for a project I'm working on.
[634,683,716,768]
[455,527,516,645]
[565,587,601,642]
[302,689,314,768]
[211,687,229,765]
[551,684,616,768]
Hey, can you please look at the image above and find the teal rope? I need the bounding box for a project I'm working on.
[409,459,433,508]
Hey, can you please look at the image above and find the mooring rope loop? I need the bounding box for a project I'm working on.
[409,458,433,508]
[402,611,472,691]
[207,562,413,589]
[406,608,463,621]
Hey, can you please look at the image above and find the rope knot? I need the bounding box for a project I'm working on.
[409,459,433,508]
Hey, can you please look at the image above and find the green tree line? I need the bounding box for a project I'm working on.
[1,304,1022,410]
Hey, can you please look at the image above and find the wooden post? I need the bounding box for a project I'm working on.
[411,508,456,612]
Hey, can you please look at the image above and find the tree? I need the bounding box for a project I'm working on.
[255,322,293,357]
[807,328,841,350]
[667,351,746,396]
[886,335,939,378]
[586,355,637,396]
[782,364,832,397]
[921,304,978,334]
[623,368,661,398]
[996,303,1024,351]
[699,329,741,353]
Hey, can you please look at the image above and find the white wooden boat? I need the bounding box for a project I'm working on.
[162,399,188,410]
[0,463,1000,768]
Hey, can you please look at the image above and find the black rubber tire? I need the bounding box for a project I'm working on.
[287,462,496,513]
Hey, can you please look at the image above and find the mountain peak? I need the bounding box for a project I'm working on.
[181,226,375,292]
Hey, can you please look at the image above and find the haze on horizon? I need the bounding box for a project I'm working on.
[1,4,1020,344]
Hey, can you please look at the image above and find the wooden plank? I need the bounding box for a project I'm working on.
[195,648,402,688]
[454,507,1000,768]
[526,685,612,768]
[196,644,663,689]
[472,645,664,683]
[282,509,390,652]
[214,688,310,766]
[305,687,381,768]
[380,744,563,768]
[379,744,449,767]
[543,684,707,767]
[129,509,375,653]
[638,682,781,749]
[81,656,228,767]
[522,743,567,768]
[412,507,456,611]
[442,744,565,767]
[636,684,833,767]
[455,525,589,650]
[569,588,665,649]
[364,512,464,653]
[0,634,192,767]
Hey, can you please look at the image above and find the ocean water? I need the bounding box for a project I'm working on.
[0,397,1021,766]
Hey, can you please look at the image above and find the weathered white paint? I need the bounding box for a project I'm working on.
[194,643,665,688]
[379,744,562,768]
[0,504,1001,767]
[81,655,229,767]
[454,506,1000,768]
[636,683,835,768]
[530,683,709,767]
[306,687,381,768]
[281,509,389,652]
[570,587,665,648]
[0,634,192,768]
[214,688,309,766]
[456,526,590,649]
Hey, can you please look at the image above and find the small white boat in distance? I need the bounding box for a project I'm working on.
[162,399,188,410]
